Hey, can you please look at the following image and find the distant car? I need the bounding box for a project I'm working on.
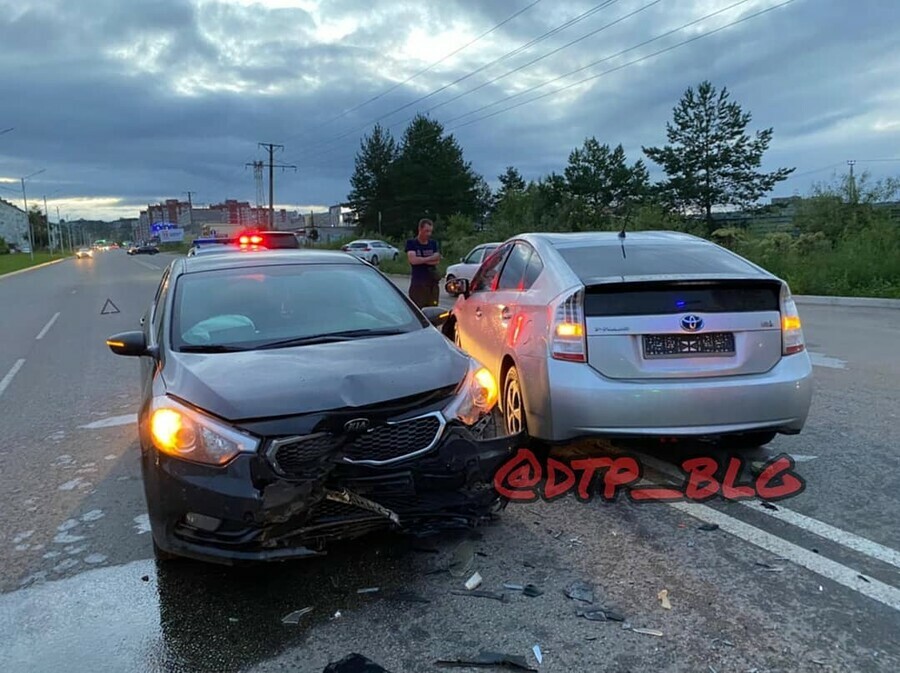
[105,250,514,563]
[444,231,813,448]
[341,240,399,266]
[445,243,501,282]
[129,244,159,255]
[75,247,93,259]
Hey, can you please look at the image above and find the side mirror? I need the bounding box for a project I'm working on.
[445,278,469,297]
[106,331,150,357]
[421,306,450,328]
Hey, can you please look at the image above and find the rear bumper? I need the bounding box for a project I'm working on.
[543,351,813,442]
[142,422,517,564]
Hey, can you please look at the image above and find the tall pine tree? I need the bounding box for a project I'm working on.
[348,123,398,233]
[643,81,794,233]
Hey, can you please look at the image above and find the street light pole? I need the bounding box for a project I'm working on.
[19,169,45,261]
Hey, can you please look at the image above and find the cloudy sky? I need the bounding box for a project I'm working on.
[0,0,898,221]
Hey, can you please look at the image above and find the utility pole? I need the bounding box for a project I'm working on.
[184,191,195,233]
[258,143,296,229]
[43,195,52,255]
[847,160,857,204]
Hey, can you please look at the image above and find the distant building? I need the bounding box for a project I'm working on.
[329,204,358,228]
[0,198,28,249]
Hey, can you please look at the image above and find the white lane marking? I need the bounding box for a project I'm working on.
[809,352,847,369]
[738,500,900,570]
[134,514,151,535]
[133,259,159,270]
[640,453,900,571]
[53,532,85,544]
[0,359,26,397]
[35,312,60,340]
[84,553,108,565]
[78,414,137,429]
[81,509,104,522]
[58,477,90,491]
[669,501,900,612]
[12,530,34,544]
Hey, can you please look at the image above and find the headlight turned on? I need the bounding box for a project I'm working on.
[148,396,260,466]
[444,359,499,426]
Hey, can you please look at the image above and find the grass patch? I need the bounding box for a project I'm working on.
[0,252,67,276]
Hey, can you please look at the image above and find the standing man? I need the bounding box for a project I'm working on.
[406,218,441,308]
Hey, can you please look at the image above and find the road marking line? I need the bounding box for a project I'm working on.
[133,259,159,270]
[0,359,26,397]
[35,312,60,340]
[668,501,900,612]
[78,414,137,429]
[809,352,847,369]
[639,453,900,571]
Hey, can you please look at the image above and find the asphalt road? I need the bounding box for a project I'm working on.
[0,252,898,673]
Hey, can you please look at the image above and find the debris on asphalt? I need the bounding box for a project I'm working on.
[532,645,543,664]
[465,571,483,590]
[760,502,778,511]
[858,575,870,583]
[435,651,538,671]
[578,608,625,622]
[331,611,342,620]
[709,666,718,673]
[357,587,380,594]
[698,523,720,531]
[657,589,672,610]
[449,540,476,578]
[228,617,239,623]
[585,636,598,641]
[475,551,489,558]
[323,653,392,672]
[281,607,314,624]
[564,580,594,604]
[632,627,663,637]
[503,582,525,591]
[811,659,827,667]
[141,575,150,582]
[450,589,507,603]
[522,584,544,597]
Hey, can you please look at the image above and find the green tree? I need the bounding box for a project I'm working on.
[494,166,527,207]
[29,206,48,249]
[794,171,900,240]
[643,81,794,233]
[385,115,480,237]
[564,138,649,219]
[348,123,399,234]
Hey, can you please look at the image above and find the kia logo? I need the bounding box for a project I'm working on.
[344,418,371,433]
[680,314,704,332]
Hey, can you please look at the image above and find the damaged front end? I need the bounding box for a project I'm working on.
[145,373,518,564]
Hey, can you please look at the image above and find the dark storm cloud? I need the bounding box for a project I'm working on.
[0,0,897,219]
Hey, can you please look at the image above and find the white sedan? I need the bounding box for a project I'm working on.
[444,242,501,282]
[341,240,399,266]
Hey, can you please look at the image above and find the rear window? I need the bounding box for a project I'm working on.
[349,242,368,249]
[556,243,758,280]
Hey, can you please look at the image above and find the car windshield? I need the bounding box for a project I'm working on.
[556,242,758,280]
[171,263,424,350]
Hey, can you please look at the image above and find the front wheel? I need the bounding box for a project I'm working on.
[371,254,379,266]
[502,366,527,436]
[392,253,398,261]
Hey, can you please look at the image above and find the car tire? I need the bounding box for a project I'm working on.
[371,254,379,266]
[446,274,455,281]
[502,366,528,436]
[724,431,778,450]
[392,253,398,261]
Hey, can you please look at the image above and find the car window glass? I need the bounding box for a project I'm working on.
[465,248,484,264]
[470,244,511,293]
[496,242,532,291]
[153,272,170,344]
[522,248,544,290]
[171,265,424,349]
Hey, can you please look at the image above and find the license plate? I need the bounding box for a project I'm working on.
[643,332,735,358]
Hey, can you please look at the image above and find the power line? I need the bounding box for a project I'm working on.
[448,0,796,132]
[290,0,645,159]
[279,0,543,145]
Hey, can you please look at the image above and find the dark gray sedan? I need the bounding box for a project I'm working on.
[106,250,513,564]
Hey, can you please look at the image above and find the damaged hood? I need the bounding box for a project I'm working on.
[162,328,470,421]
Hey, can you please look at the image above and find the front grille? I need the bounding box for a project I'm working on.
[309,499,370,520]
[269,414,444,475]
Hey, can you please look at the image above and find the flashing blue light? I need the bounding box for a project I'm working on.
[676,300,687,308]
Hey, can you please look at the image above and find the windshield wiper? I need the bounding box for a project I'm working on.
[256,328,407,350]
[179,344,249,353]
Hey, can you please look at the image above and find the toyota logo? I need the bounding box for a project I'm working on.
[680,314,704,332]
[344,418,371,433]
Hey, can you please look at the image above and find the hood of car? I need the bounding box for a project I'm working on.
[161,327,470,421]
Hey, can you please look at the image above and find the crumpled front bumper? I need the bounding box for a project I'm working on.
[142,421,518,564]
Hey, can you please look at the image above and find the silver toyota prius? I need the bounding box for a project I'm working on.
[444,231,813,448]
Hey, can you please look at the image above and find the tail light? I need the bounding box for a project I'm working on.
[780,283,805,355]
[550,289,586,362]
[365,246,372,251]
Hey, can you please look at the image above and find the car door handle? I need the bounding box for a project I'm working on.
[500,306,511,321]
[475,307,483,319]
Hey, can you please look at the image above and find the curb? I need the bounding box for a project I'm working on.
[0,257,68,280]
[794,295,900,310]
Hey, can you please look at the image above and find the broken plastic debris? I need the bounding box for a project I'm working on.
[357,587,380,594]
[632,627,663,637]
[449,539,476,578]
[435,651,538,671]
[331,611,342,620]
[141,575,150,582]
[532,645,542,664]
[578,608,625,622]
[564,580,594,604]
[657,589,672,610]
[522,584,543,597]
[282,607,313,624]
[858,575,870,583]
[450,589,507,603]
[759,502,778,511]
[697,523,719,531]
[323,653,392,672]
[465,572,483,590]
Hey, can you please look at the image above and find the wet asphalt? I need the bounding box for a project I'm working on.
[0,251,898,673]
